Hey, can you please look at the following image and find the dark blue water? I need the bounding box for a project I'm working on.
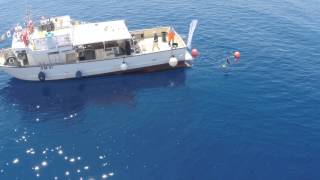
[1,0,320,179]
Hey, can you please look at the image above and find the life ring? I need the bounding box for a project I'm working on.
[38,71,46,82]
[75,71,82,79]
[20,32,29,46]
[6,57,17,65]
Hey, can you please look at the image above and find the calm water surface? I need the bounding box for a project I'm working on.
[0,0,320,179]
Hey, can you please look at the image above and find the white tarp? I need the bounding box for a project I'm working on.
[72,20,131,46]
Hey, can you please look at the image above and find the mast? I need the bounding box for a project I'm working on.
[24,0,32,27]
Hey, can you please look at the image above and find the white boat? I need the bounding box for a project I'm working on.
[0,16,198,81]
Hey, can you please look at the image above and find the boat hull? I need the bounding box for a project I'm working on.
[0,48,193,81]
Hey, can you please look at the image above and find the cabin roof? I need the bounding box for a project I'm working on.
[72,20,131,46]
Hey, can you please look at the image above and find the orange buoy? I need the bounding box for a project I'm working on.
[234,51,241,59]
[191,48,199,58]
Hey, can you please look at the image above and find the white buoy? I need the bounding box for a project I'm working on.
[120,62,128,71]
[169,57,178,67]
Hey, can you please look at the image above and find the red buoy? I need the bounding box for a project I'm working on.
[191,48,199,58]
[234,51,241,59]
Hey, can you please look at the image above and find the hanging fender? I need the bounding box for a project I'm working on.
[38,71,46,82]
[76,71,82,79]
[169,56,178,67]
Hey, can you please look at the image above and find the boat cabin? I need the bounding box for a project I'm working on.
[72,20,133,62]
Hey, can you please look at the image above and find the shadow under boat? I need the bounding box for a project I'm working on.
[0,69,186,118]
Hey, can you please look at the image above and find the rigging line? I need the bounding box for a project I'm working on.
[24,0,32,24]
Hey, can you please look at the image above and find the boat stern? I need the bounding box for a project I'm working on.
[185,49,193,61]
[0,49,6,66]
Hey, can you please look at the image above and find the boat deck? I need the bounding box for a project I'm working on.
[138,37,172,53]
[132,27,186,54]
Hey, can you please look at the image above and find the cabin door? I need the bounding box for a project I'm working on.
[48,52,60,64]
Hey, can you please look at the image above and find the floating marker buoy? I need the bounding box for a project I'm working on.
[169,56,178,67]
[191,48,199,58]
[76,71,82,79]
[234,51,240,59]
[120,62,128,71]
[38,71,46,82]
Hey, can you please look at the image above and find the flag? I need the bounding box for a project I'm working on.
[187,19,198,49]
[0,33,6,42]
[6,30,11,38]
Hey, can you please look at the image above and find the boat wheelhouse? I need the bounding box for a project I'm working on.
[0,16,197,81]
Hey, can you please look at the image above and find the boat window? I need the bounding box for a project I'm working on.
[78,49,96,61]
[84,43,104,50]
[125,40,132,55]
[16,50,29,65]
[104,41,118,49]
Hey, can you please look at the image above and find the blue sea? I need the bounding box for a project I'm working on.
[1,0,320,179]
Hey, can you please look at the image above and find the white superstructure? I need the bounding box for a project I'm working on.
[0,16,195,81]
